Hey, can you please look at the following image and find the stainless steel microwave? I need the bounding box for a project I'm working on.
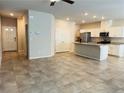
[100,32,109,37]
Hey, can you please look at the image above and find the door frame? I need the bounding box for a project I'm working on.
[1,26,18,52]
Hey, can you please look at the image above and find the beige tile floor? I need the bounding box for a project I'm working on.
[1,52,124,93]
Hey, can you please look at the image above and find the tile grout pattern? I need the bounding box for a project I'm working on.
[1,52,124,93]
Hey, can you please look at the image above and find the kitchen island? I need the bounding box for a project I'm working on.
[74,42,109,61]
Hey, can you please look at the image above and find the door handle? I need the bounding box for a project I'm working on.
[14,37,16,41]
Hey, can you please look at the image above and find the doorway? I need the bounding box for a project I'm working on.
[0,16,28,62]
[2,26,17,52]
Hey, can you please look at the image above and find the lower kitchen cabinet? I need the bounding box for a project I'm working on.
[109,44,124,57]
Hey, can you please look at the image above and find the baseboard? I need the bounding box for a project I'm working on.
[29,54,54,60]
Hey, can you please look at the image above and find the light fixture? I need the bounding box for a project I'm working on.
[102,16,105,20]
[93,15,97,19]
[82,20,85,23]
[10,13,14,16]
[5,28,9,31]
[66,17,70,21]
[84,12,88,16]
[10,29,14,31]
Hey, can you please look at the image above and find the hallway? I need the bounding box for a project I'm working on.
[2,52,26,62]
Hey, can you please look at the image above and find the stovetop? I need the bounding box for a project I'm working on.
[97,41,111,44]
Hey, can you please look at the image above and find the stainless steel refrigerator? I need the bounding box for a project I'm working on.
[80,32,91,43]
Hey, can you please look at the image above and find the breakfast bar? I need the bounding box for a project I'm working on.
[74,42,109,61]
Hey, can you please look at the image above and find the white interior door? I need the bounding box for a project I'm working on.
[2,26,17,51]
[56,29,71,52]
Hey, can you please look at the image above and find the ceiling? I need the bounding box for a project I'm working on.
[0,0,124,24]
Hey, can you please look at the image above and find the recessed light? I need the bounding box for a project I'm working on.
[10,13,14,16]
[5,28,9,31]
[66,18,70,21]
[10,29,14,31]
[84,12,88,16]
[82,20,85,23]
[102,16,105,20]
[93,15,97,19]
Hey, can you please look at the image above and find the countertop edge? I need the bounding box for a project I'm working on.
[74,42,108,46]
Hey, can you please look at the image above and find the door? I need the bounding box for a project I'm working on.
[56,29,71,52]
[2,26,17,51]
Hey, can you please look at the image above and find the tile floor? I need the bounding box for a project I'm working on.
[1,52,124,93]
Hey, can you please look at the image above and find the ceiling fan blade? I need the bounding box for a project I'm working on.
[50,1,56,6]
[62,0,74,4]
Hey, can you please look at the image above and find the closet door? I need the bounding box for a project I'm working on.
[56,29,71,52]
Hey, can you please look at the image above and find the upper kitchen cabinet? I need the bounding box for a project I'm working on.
[106,27,124,37]
[101,20,112,29]
[80,28,102,37]
[80,29,88,33]
[91,28,102,37]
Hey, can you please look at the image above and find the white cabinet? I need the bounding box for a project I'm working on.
[80,29,88,33]
[74,43,109,61]
[101,20,112,29]
[91,29,101,37]
[109,44,124,57]
[109,45,119,56]
[106,27,124,37]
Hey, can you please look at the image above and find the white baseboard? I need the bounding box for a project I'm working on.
[29,54,54,60]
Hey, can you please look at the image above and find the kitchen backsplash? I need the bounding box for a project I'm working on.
[91,37,124,43]
[111,37,124,43]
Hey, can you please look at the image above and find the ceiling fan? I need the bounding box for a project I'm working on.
[50,0,74,6]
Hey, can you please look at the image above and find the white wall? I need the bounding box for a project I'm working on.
[1,17,17,27]
[55,20,78,52]
[28,10,55,59]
